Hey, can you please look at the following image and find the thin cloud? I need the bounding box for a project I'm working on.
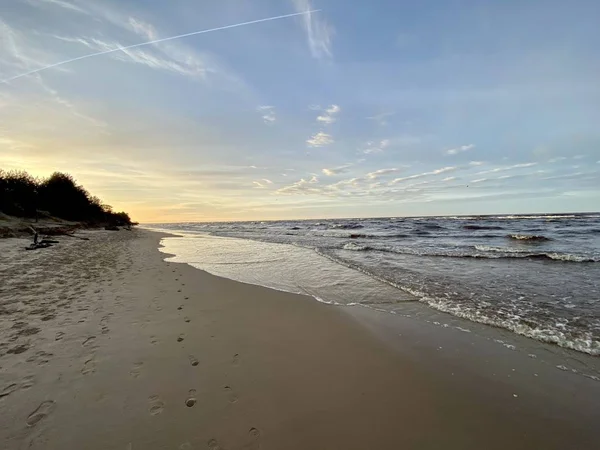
[257,105,276,124]
[367,111,395,126]
[23,0,87,14]
[3,10,317,83]
[363,139,391,154]
[446,144,475,155]
[390,166,457,185]
[476,162,538,176]
[253,179,272,188]
[316,104,341,125]
[366,168,402,179]
[322,164,351,176]
[307,131,333,147]
[292,0,334,59]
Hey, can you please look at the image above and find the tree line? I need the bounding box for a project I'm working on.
[0,170,133,226]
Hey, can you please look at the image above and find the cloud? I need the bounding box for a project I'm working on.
[23,0,87,14]
[322,164,351,176]
[292,0,334,59]
[390,166,457,185]
[252,179,273,188]
[307,131,333,147]
[446,144,475,155]
[471,178,487,184]
[367,111,395,126]
[442,176,456,182]
[469,161,484,166]
[51,34,210,80]
[316,104,341,125]
[476,162,538,176]
[277,177,322,195]
[366,168,402,179]
[363,139,391,154]
[257,105,276,124]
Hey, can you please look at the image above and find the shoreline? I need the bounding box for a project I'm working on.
[1,229,598,449]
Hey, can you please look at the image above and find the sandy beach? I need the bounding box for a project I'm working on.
[1,229,599,450]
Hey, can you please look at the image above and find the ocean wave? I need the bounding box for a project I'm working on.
[330,223,364,230]
[342,242,368,251]
[337,243,599,262]
[508,234,551,241]
[315,249,600,355]
[463,225,504,230]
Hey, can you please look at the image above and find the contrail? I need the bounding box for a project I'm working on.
[1,9,320,83]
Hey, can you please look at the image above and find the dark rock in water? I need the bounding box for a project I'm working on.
[290,226,301,230]
[349,234,366,239]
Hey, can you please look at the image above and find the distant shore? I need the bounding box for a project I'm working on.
[1,229,598,449]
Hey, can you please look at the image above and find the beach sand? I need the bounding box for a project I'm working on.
[1,229,598,449]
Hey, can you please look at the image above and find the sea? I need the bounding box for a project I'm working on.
[150,213,600,356]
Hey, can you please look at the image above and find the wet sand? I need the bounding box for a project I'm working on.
[0,229,598,449]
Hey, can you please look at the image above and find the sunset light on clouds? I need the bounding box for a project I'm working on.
[1,0,599,222]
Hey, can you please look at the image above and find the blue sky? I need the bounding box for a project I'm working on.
[1,0,599,221]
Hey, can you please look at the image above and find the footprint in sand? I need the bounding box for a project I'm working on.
[81,357,96,375]
[184,317,191,323]
[189,356,199,367]
[177,289,182,293]
[148,395,165,416]
[130,362,143,378]
[186,389,197,407]
[177,335,185,343]
[150,336,158,345]
[207,439,222,450]
[232,354,240,366]
[179,443,192,450]
[26,400,56,427]
[21,375,35,390]
[0,383,18,399]
[178,306,183,311]
[82,336,96,347]
[223,386,238,404]
[7,343,29,355]
[247,427,262,449]
[55,331,65,341]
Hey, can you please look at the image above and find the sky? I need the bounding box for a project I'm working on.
[1,0,599,222]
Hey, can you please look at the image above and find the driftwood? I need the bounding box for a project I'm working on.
[24,226,61,250]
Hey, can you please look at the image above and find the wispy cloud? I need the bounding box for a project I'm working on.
[307,131,333,147]
[363,139,390,154]
[23,0,87,14]
[322,164,351,176]
[366,168,402,179]
[292,0,333,59]
[476,162,537,176]
[50,33,210,80]
[252,179,273,188]
[257,105,276,124]
[390,166,457,185]
[367,111,395,126]
[446,144,475,155]
[316,104,340,125]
